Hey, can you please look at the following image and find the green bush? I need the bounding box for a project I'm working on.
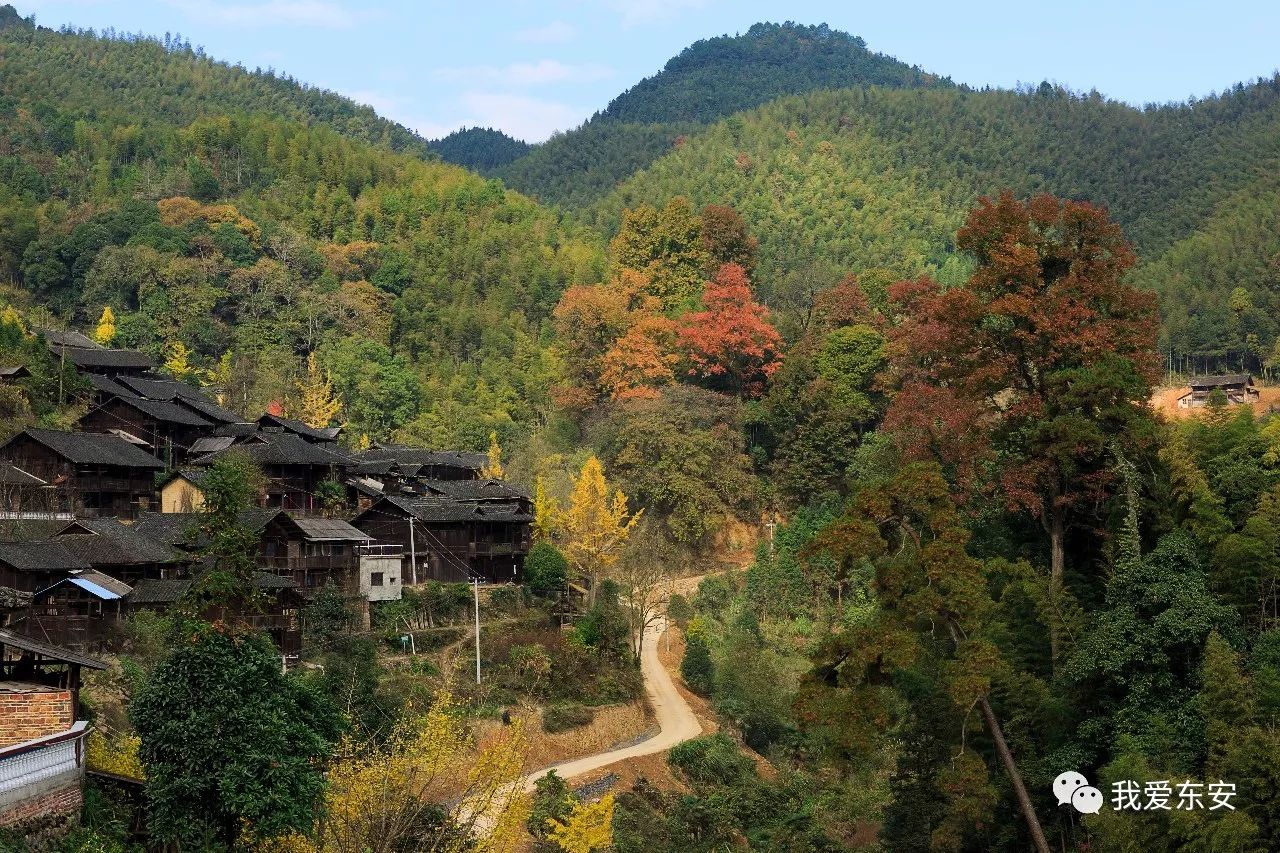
[667,733,755,786]
[542,704,596,733]
[527,770,575,839]
[524,541,569,594]
[681,627,715,695]
[667,593,692,626]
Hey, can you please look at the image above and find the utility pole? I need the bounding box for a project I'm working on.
[473,578,481,684]
[408,516,417,586]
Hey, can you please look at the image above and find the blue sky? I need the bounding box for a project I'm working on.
[18,1,1280,142]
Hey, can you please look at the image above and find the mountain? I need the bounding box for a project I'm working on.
[476,22,949,209]
[427,127,532,171]
[0,11,605,446]
[0,6,434,158]
[588,79,1280,365]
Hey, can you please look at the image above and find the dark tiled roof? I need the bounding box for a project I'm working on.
[189,436,237,454]
[253,571,296,590]
[360,446,486,469]
[94,396,213,427]
[10,429,165,469]
[0,520,76,543]
[287,516,371,542]
[0,463,45,486]
[58,347,153,371]
[257,413,342,443]
[370,496,532,524]
[214,422,260,438]
[197,432,352,467]
[162,467,212,488]
[54,532,180,567]
[0,627,107,669]
[126,577,192,605]
[175,397,244,425]
[419,479,529,501]
[133,509,281,548]
[1189,374,1254,388]
[0,365,30,378]
[85,374,133,398]
[114,375,204,401]
[39,329,101,350]
[0,541,90,571]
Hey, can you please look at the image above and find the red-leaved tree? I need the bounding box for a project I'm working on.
[883,192,1160,666]
[679,263,783,399]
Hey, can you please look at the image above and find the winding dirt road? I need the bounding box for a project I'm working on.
[520,610,702,792]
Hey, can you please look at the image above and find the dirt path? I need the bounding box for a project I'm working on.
[518,573,713,792]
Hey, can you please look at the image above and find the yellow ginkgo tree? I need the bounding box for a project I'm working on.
[92,306,117,345]
[480,431,505,480]
[546,794,615,853]
[295,352,343,429]
[559,456,642,605]
[264,692,528,853]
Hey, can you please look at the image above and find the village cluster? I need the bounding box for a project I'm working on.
[0,329,535,653]
[0,329,536,833]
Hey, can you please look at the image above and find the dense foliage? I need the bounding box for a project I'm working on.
[428,126,533,171]
[0,11,605,446]
[489,22,946,209]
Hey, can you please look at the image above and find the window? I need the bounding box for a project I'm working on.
[370,572,384,587]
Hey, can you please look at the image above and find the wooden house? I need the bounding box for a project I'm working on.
[0,542,90,594]
[77,395,214,466]
[0,464,68,521]
[257,413,342,444]
[123,572,306,660]
[48,518,183,585]
[23,570,132,652]
[191,432,352,514]
[1177,374,1261,408]
[350,495,531,584]
[0,429,163,518]
[134,510,368,597]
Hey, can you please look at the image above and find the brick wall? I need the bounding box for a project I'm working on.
[0,690,73,747]
[0,782,82,833]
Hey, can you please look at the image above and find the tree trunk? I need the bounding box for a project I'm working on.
[978,696,1051,853]
[1048,512,1064,670]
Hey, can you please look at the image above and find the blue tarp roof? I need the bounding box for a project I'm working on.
[68,576,122,600]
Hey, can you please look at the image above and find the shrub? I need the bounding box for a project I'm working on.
[524,541,569,594]
[527,770,575,839]
[543,704,596,733]
[667,593,692,626]
[681,622,715,695]
[667,733,755,786]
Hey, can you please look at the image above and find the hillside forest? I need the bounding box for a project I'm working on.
[3,5,1280,853]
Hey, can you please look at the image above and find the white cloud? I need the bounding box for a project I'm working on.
[512,21,575,44]
[165,0,359,30]
[456,92,583,142]
[433,60,612,87]
[606,0,708,27]
[342,86,580,143]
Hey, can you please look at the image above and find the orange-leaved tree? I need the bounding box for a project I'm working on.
[678,263,783,399]
[883,191,1160,667]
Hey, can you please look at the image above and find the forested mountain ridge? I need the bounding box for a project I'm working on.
[591,79,1280,364]
[0,6,435,158]
[427,127,532,171]
[483,22,949,209]
[0,6,606,448]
